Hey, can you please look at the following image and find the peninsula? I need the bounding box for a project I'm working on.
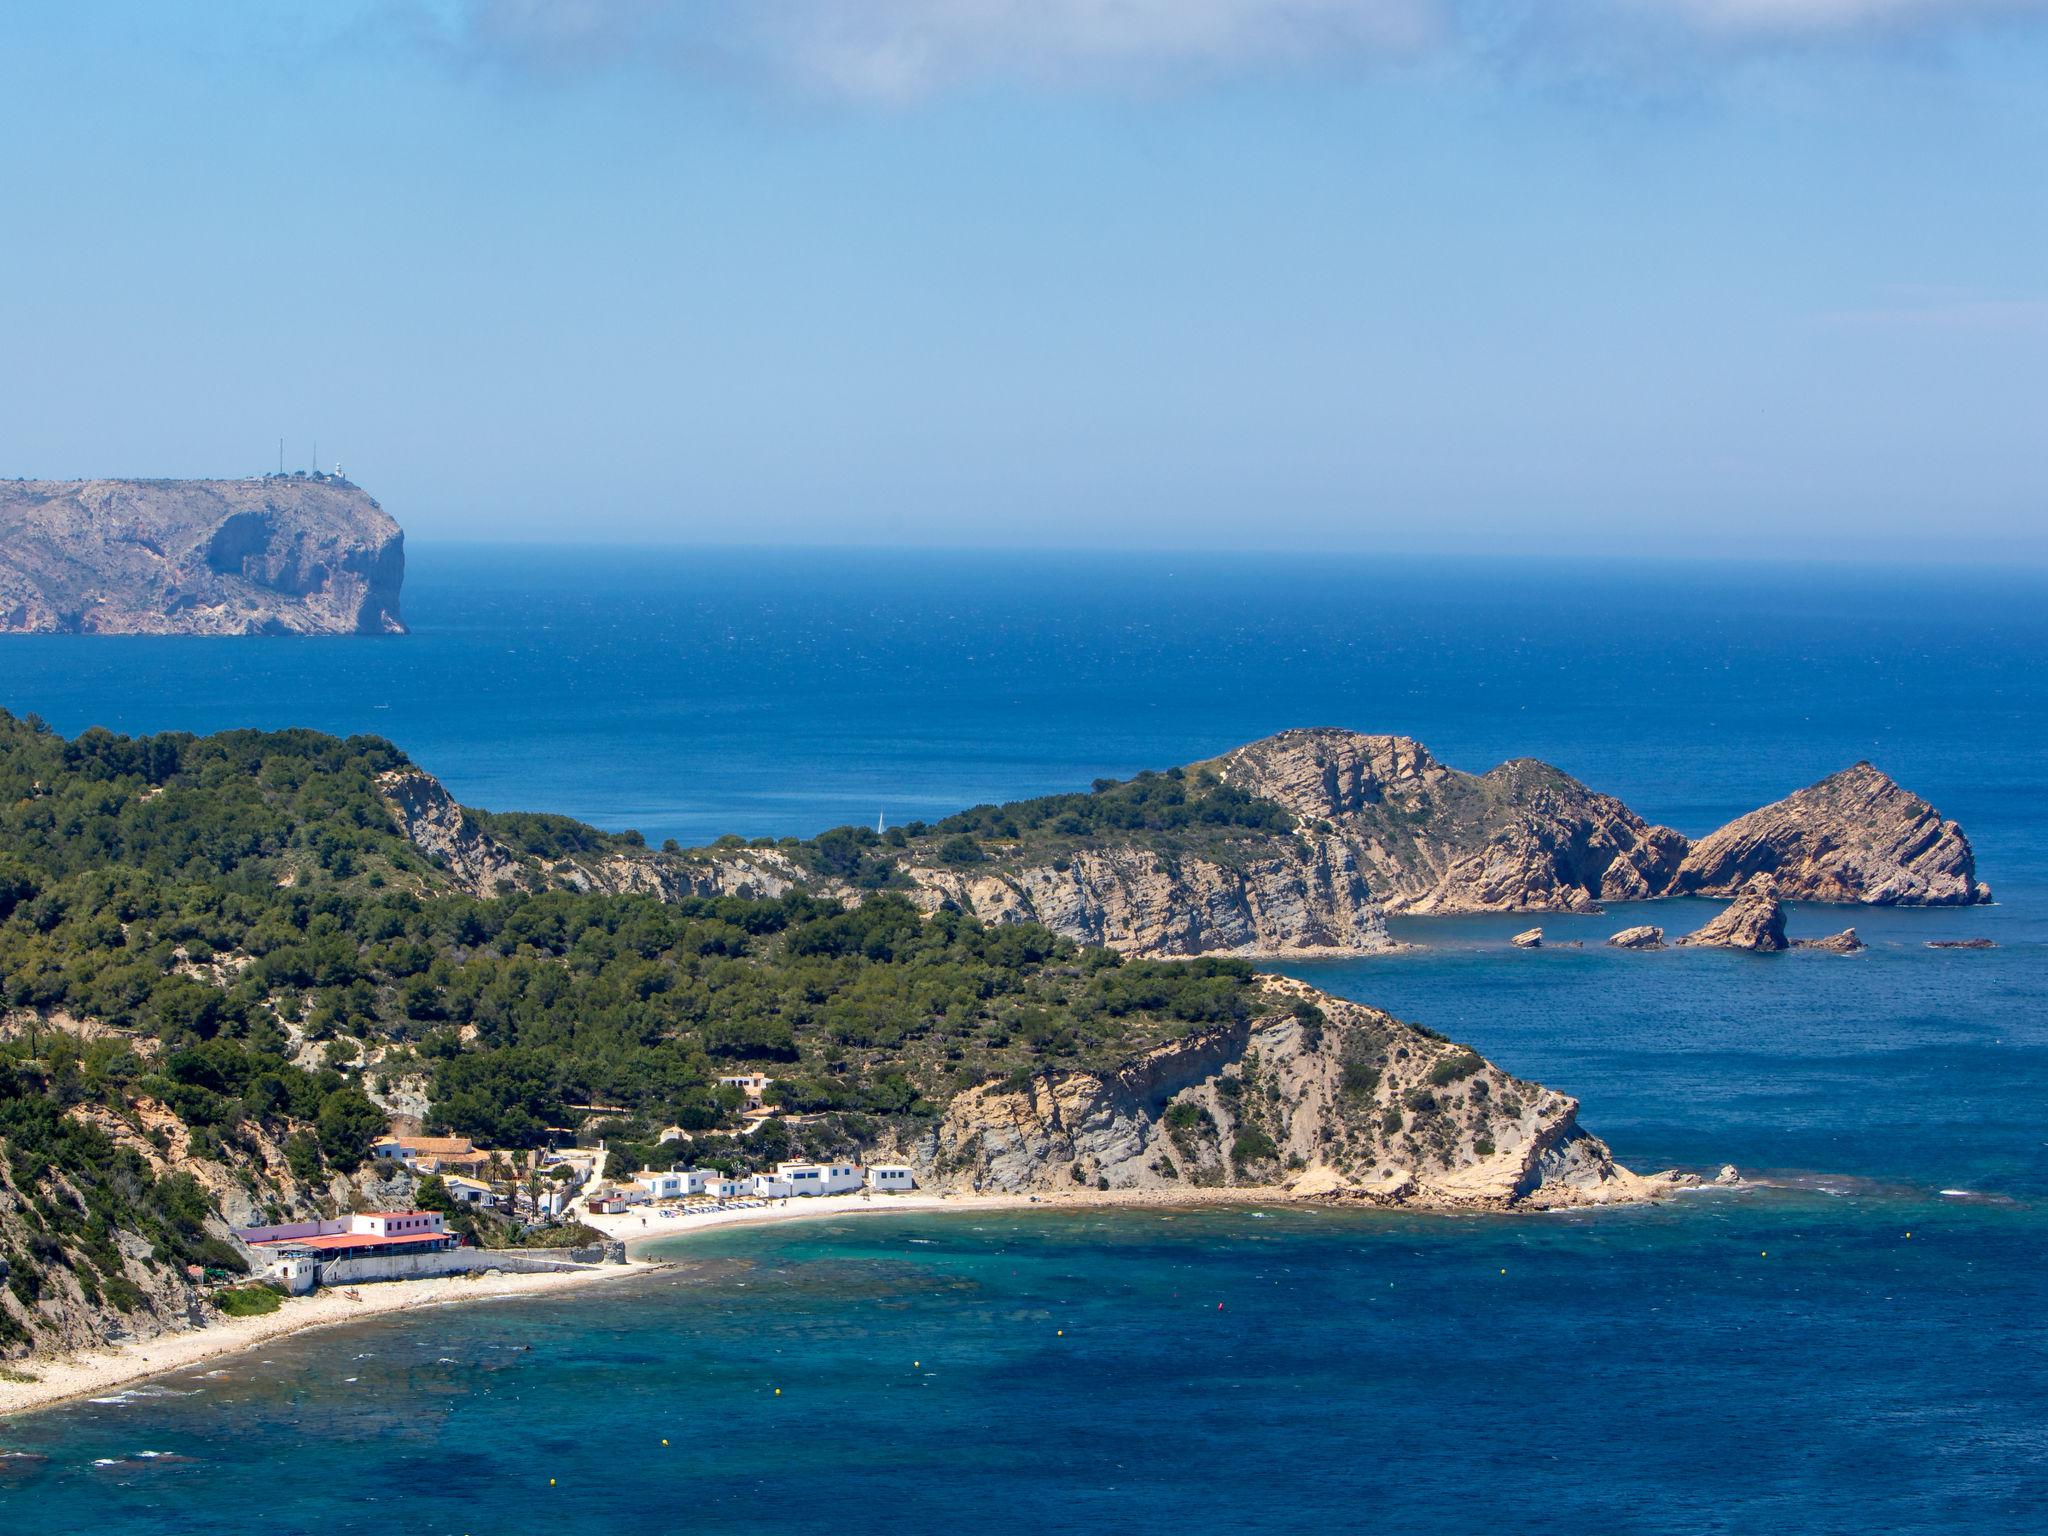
[0,716,1988,1390]
[387,727,1988,958]
[0,477,404,635]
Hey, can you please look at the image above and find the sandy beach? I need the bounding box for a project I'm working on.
[0,1258,658,1422]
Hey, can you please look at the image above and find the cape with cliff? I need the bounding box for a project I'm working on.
[0,476,404,635]
[0,715,1984,1367]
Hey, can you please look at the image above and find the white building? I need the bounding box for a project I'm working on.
[867,1164,916,1192]
[693,1171,747,1200]
[636,1170,688,1202]
[443,1175,503,1209]
[755,1161,862,1198]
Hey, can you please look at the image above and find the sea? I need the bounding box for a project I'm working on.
[1,546,2043,1534]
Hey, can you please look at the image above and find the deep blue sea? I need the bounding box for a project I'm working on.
[2,547,2044,1533]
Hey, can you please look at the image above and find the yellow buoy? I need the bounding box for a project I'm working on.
[774,1387,782,1395]
[662,1439,669,1446]
[549,1479,556,1487]
[914,1361,920,1368]
[1057,1329,1064,1337]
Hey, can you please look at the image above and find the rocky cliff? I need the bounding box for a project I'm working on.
[909,978,1677,1210]
[0,477,404,635]
[1213,730,1690,913]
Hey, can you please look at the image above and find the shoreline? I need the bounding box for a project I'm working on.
[0,1258,657,1423]
[2,1176,1697,1424]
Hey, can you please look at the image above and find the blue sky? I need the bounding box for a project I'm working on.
[2,1,2043,557]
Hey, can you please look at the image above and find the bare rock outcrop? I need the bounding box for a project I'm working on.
[379,769,533,894]
[1793,928,1865,954]
[1677,874,1788,952]
[1511,927,1543,948]
[912,979,1682,1210]
[1215,730,1689,914]
[1677,763,1987,906]
[1607,925,1666,949]
[0,477,405,634]
[899,839,1390,958]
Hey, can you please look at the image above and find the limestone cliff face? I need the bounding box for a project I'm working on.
[379,770,532,894]
[899,838,1389,957]
[1212,729,1690,914]
[1676,763,1988,906]
[0,478,405,635]
[911,980,1673,1211]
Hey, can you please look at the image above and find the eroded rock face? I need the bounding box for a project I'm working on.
[0,478,405,634]
[1678,874,1788,951]
[1215,730,1690,915]
[1678,763,1987,906]
[911,980,1680,1210]
[379,770,532,894]
[899,840,1390,958]
[1511,928,1543,948]
[1607,925,1666,949]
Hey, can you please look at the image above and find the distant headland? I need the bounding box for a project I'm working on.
[0,475,405,635]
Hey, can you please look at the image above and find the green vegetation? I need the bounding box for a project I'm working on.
[0,713,1269,1288]
[215,1284,283,1317]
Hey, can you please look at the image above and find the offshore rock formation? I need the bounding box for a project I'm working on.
[0,477,404,634]
[913,979,1681,1210]
[1678,874,1788,952]
[1794,928,1866,954]
[1675,763,1987,906]
[1607,925,1666,949]
[1511,928,1543,948]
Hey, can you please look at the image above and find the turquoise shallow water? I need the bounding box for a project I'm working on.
[1,548,2044,1531]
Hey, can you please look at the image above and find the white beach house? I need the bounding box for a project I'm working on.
[867,1164,916,1191]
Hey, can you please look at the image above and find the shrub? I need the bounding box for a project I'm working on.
[1428,1050,1484,1087]
[216,1284,283,1317]
[1231,1129,1278,1165]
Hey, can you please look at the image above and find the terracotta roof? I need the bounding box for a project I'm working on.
[253,1231,453,1253]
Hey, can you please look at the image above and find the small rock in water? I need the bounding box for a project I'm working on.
[1714,1165,1741,1185]
[1926,938,1996,949]
[1511,927,1543,949]
[1794,928,1865,953]
[1607,925,1665,950]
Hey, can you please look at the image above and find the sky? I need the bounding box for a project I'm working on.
[1,1,2043,558]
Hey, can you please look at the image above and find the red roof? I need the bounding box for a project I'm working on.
[253,1231,453,1253]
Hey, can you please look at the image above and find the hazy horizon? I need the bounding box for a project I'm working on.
[3,2,2044,561]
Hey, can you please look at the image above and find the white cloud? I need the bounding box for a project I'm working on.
[423,0,1442,96]
[1646,0,2048,36]
[416,0,2048,97]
